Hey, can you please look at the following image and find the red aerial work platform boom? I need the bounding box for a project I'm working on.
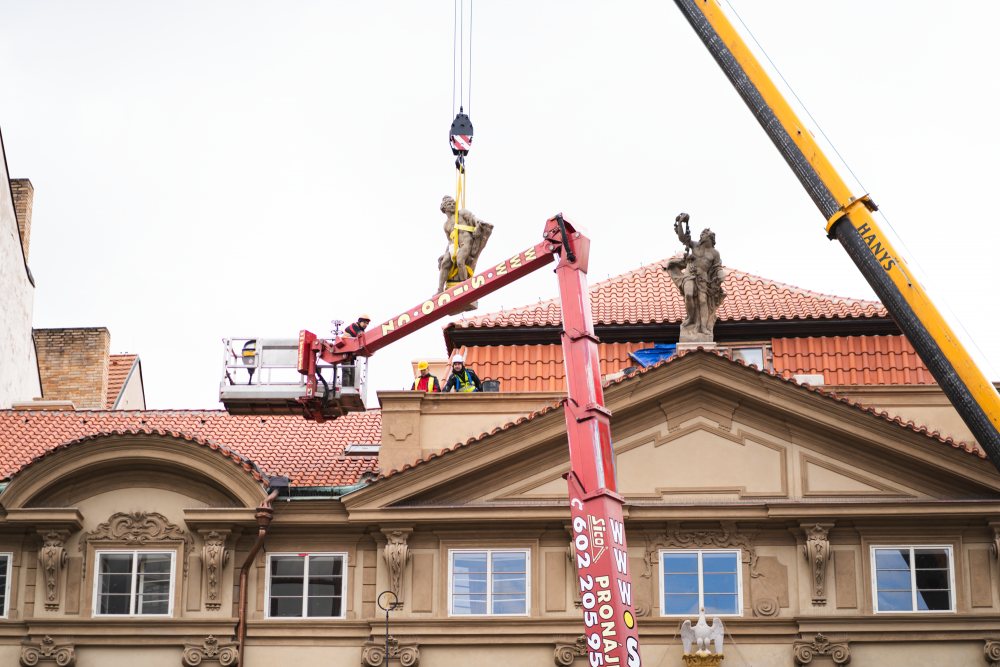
[293,214,642,667]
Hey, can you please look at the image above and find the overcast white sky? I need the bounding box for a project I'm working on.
[2,1,998,409]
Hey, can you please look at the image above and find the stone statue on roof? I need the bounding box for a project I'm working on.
[437,195,494,312]
[664,212,726,344]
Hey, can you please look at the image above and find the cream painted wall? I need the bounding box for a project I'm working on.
[115,360,145,409]
[0,135,41,408]
[77,646,181,667]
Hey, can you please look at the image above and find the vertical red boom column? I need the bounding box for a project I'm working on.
[552,215,642,667]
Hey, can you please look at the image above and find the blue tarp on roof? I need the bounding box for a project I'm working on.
[628,344,677,368]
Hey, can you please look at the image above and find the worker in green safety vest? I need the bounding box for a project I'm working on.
[443,354,482,393]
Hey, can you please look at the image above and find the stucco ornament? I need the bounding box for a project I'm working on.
[382,529,412,606]
[182,635,238,666]
[664,213,726,343]
[361,636,419,667]
[38,531,68,611]
[553,636,587,666]
[793,633,850,666]
[985,638,1000,667]
[641,521,781,617]
[202,531,231,610]
[802,524,831,605]
[19,635,75,667]
[436,195,494,311]
[79,511,193,574]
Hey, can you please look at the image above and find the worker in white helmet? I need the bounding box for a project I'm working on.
[344,314,372,338]
[443,354,482,393]
[410,360,440,392]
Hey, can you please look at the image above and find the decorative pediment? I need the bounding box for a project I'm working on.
[79,511,194,574]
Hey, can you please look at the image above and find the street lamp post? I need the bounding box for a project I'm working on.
[376,590,400,667]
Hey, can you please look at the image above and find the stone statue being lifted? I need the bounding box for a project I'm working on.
[437,195,494,312]
[664,213,726,343]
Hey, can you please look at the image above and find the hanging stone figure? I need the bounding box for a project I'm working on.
[437,195,494,312]
[664,213,726,344]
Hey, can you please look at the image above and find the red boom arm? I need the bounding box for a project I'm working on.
[296,215,642,665]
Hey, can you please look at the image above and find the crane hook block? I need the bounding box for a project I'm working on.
[449,111,473,156]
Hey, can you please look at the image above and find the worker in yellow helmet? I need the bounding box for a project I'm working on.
[411,360,441,392]
[443,354,482,393]
[344,314,371,338]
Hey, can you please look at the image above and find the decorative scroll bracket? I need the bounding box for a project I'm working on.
[801,523,834,606]
[182,635,239,666]
[37,530,69,611]
[199,529,233,611]
[79,511,194,578]
[381,527,413,608]
[20,635,76,667]
[794,633,850,665]
[361,636,419,667]
[553,635,587,666]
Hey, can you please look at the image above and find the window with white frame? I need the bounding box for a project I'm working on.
[450,549,529,616]
[872,546,954,613]
[0,553,10,618]
[94,550,175,616]
[266,553,346,618]
[660,549,742,616]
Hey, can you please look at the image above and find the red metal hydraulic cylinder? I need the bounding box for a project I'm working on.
[554,215,642,667]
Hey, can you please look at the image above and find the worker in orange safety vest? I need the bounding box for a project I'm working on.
[411,360,441,392]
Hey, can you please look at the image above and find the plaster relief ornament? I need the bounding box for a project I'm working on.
[793,633,851,666]
[202,531,231,610]
[802,524,831,605]
[680,607,725,667]
[664,213,726,343]
[38,531,67,611]
[382,530,411,606]
[19,635,76,667]
[181,635,238,667]
[436,195,494,312]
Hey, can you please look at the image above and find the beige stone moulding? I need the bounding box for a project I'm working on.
[801,523,833,606]
[361,636,420,667]
[20,635,76,667]
[182,635,238,666]
[553,636,587,666]
[382,527,412,609]
[200,529,232,611]
[78,510,194,575]
[38,530,69,611]
[985,638,1000,667]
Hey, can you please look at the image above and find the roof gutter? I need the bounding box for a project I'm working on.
[276,483,367,500]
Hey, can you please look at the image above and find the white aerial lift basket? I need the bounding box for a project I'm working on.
[219,337,367,417]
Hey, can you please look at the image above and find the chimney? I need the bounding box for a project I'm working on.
[33,328,112,409]
[10,179,33,262]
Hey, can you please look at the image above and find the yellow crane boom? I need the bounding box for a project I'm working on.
[674,0,1000,467]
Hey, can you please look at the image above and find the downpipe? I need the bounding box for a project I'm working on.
[236,489,279,666]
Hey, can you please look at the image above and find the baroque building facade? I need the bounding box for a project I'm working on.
[0,263,997,666]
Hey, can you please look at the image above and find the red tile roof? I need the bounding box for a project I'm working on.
[772,336,935,385]
[0,409,381,487]
[377,348,981,482]
[457,342,650,392]
[447,263,888,331]
[106,354,138,408]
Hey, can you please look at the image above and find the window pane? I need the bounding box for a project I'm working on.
[137,553,171,574]
[915,569,949,591]
[0,555,7,613]
[270,596,304,617]
[663,594,698,615]
[492,552,526,573]
[493,594,526,614]
[875,549,910,570]
[309,556,343,576]
[137,596,169,615]
[453,553,487,574]
[453,594,487,614]
[704,594,738,615]
[493,572,526,595]
[702,552,738,574]
[270,556,305,577]
[270,578,304,597]
[877,591,913,611]
[914,549,949,569]
[100,574,132,595]
[917,590,951,611]
[307,577,343,597]
[875,570,912,591]
[662,553,698,574]
[703,573,738,595]
[99,594,131,615]
[307,596,342,617]
[663,574,698,595]
[453,573,487,595]
[100,553,133,574]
